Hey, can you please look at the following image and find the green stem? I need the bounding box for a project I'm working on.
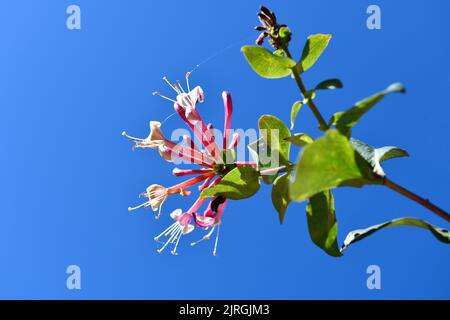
[384,177,450,223]
[284,48,330,131]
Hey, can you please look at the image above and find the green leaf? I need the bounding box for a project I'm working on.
[314,78,343,91]
[290,94,315,130]
[378,146,410,162]
[258,115,291,164]
[241,46,296,79]
[285,133,313,147]
[271,173,291,224]
[290,130,382,202]
[350,138,409,176]
[290,101,304,130]
[200,165,260,200]
[330,83,406,136]
[341,217,450,253]
[294,34,332,74]
[306,190,342,257]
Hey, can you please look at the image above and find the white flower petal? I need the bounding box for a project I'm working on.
[182,224,195,234]
[170,209,183,220]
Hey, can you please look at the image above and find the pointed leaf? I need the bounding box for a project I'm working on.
[330,83,406,136]
[290,130,382,202]
[294,34,332,74]
[290,101,304,130]
[307,190,342,257]
[314,78,343,91]
[200,165,260,200]
[351,138,409,176]
[341,217,450,253]
[241,46,295,79]
[378,146,409,162]
[272,173,291,224]
[285,133,313,147]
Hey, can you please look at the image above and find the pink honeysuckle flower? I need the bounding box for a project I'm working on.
[191,196,227,256]
[124,75,256,255]
[122,121,164,150]
[155,196,206,255]
[175,85,204,123]
[123,121,215,167]
[154,209,196,255]
[127,172,214,218]
[173,102,221,161]
[132,184,190,213]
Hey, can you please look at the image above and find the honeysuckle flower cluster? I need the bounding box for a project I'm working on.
[123,75,252,255]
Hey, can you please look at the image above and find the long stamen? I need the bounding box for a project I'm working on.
[128,202,148,211]
[162,76,180,94]
[156,224,183,253]
[154,222,178,240]
[157,229,179,253]
[185,72,191,92]
[171,232,183,255]
[122,131,143,142]
[152,91,176,103]
[190,226,216,246]
[155,202,163,220]
[176,80,186,93]
[213,224,221,256]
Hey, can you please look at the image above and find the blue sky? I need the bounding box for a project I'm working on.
[0,0,449,299]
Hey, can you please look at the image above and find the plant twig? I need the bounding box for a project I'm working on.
[284,48,330,131]
[384,178,450,223]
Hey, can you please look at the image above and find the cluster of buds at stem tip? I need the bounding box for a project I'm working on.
[123,73,255,256]
[255,5,292,50]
